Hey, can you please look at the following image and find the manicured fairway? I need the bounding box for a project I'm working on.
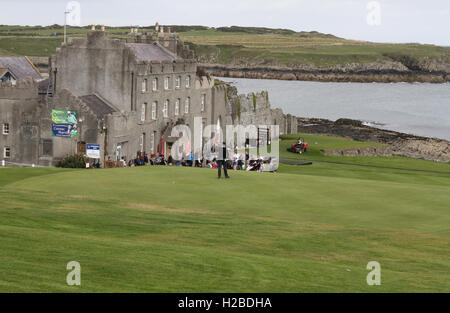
[0,135,449,292]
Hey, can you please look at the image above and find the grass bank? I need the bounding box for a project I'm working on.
[0,134,449,292]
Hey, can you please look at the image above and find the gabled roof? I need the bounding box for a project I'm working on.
[79,94,117,118]
[0,68,16,79]
[126,43,177,62]
[0,57,41,80]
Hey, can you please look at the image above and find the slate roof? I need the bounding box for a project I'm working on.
[0,57,41,80]
[126,43,177,62]
[0,68,9,77]
[79,94,117,118]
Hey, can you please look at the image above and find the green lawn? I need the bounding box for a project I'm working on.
[0,134,449,292]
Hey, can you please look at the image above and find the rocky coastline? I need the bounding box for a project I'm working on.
[296,117,450,163]
[201,60,450,83]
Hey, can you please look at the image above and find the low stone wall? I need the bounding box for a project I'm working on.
[322,145,392,157]
[391,139,450,163]
[322,139,450,163]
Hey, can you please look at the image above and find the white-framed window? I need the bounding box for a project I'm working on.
[4,147,10,158]
[152,78,158,91]
[164,77,170,90]
[175,99,180,116]
[140,133,145,153]
[185,75,190,88]
[150,132,155,154]
[175,76,181,89]
[142,79,148,92]
[184,97,190,114]
[163,100,169,118]
[3,123,9,135]
[201,94,206,112]
[141,103,146,122]
[151,101,157,120]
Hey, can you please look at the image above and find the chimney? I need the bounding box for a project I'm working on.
[90,24,96,31]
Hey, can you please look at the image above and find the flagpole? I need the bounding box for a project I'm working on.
[64,10,70,44]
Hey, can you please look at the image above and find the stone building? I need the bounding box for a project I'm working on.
[0,57,42,85]
[0,25,297,166]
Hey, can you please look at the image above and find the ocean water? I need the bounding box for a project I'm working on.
[218,77,450,140]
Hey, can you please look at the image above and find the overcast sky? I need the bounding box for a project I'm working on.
[1,0,449,46]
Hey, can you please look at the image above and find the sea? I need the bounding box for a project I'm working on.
[218,77,450,140]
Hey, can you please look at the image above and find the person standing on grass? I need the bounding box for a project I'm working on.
[217,142,230,179]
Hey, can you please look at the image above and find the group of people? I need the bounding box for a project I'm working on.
[113,153,169,167]
[110,144,277,178]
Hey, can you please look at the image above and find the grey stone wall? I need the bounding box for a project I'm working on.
[52,31,135,112]
[49,89,105,165]
[0,79,43,165]
[225,86,289,134]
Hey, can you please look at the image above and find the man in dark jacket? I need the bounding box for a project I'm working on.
[217,142,230,179]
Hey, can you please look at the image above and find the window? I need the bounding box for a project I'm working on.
[140,133,145,153]
[141,103,146,122]
[175,99,180,116]
[163,100,169,118]
[164,77,170,90]
[152,78,158,91]
[42,139,53,156]
[151,101,157,120]
[175,76,181,89]
[3,123,9,135]
[142,79,148,92]
[201,94,206,112]
[150,132,155,154]
[184,97,190,114]
[3,147,10,158]
[185,75,190,88]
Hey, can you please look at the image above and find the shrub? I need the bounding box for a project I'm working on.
[55,154,88,168]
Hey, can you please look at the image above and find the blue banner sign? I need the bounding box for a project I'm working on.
[52,123,78,138]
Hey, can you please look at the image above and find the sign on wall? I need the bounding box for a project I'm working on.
[86,144,100,159]
[52,124,78,138]
[52,110,78,124]
[51,110,78,138]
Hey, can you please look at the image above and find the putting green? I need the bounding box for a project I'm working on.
[0,135,449,292]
